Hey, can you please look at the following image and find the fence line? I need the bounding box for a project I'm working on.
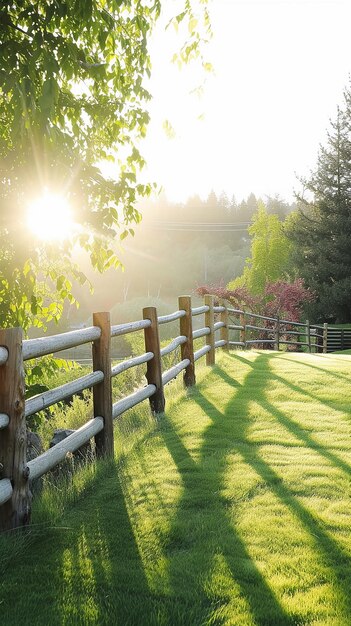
[0,295,330,531]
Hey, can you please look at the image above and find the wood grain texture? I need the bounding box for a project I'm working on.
[23,326,101,360]
[204,295,215,366]
[179,296,196,387]
[0,327,30,531]
[92,312,114,458]
[143,307,165,414]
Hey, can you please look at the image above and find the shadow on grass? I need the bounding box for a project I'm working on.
[161,417,295,625]
[160,352,351,625]
[261,353,351,421]
[4,351,351,625]
[160,357,296,625]
[1,459,159,626]
[229,353,351,476]
[279,354,351,385]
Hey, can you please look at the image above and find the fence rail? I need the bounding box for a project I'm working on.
[160,335,187,357]
[0,479,13,507]
[111,319,151,338]
[0,414,9,429]
[0,294,332,531]
[27,417,105,481]
[112,385,156,420]
[23,326,102,361]
[324,328,351,352]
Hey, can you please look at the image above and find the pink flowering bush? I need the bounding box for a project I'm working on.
[196,279,315,322]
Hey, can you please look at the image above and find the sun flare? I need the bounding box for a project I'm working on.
[27,192,74,241]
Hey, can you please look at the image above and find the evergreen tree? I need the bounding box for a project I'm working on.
[236,193,259,222]
[265,194,291,220]
[217,191,230,221]
[229,194,238,219]
[287,99,351,322]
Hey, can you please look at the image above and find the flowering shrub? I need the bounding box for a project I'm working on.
[196,279,315,322]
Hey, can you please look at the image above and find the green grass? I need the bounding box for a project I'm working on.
[3,350,351,625]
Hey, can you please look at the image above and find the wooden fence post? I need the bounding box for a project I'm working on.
[240,311,246,347]
[219,299,229,350]
[143,307,165,414]
[0,328,31,531]
[323,323,328,354]
[204,295,215,365]
[311,329,318,354]
[306,320,311,353]
[178,295,196,387]
[341,329,345,351]
[275,316,280,351]
[92,312,114,458]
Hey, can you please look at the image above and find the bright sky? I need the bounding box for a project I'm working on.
[141,0,351,204]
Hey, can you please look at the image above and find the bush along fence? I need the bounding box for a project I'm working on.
[0,295,329,532]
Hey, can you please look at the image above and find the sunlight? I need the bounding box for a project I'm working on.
[27,191,74,241]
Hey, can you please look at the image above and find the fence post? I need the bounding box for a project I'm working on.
[274,316,280,351]
[306,320,311,353]
[204,295,215,365]
[341,328,345,351]
[92,312,114,458]
[311,328,318,354]
[0,328,31,531]
[143,307,165,414]
[219,299,229,350]
[240,311,246,347]
[323,323,328,354]
[178,295,196,387]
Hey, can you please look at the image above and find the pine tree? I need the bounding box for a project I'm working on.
[287,97,351,322]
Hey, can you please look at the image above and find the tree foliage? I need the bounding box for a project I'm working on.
[287,95,351,323]
[0,0,211,331]
[196,279,314,322]
[229,202,293,294]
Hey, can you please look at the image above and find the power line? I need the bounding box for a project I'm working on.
[146,221,251,226]
[145,228,249,232]
[143,222,250,232]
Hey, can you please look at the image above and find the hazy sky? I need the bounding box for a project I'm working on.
[140,0,351,203]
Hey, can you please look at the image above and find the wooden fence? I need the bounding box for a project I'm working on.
[227,309,328,354]
[324,327,351,352]
[0,296,328,531]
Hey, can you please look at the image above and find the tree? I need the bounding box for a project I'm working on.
[265,194,293,220]
[229,201,293,294]
[287,99,351,322]
[0,1,211,331]
[196,279,314,322]
[236,192,259,223]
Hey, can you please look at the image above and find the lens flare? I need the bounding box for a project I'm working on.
[27,191,74,241]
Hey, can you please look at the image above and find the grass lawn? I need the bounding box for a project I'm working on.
[2,350,351,625]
